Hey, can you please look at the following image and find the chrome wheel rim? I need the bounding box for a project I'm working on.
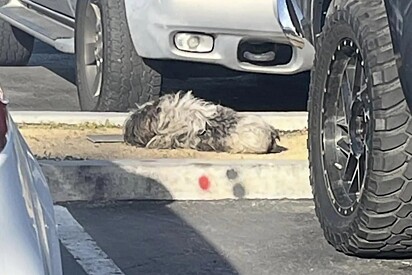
[83,1,103,98]
[321,39,372,216]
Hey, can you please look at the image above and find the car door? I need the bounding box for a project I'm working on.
[31,0,77,18]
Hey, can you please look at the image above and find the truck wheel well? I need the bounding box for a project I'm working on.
[313,0,332,36]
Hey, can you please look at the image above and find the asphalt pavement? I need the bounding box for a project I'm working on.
[0,40,309,112]
[61,244,88,275]
[61,200,412,275]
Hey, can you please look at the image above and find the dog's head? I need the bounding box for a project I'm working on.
[123,100,162,147]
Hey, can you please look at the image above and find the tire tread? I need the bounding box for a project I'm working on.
[76,0,162,111]
[308,0,412,257]
[0,18,33,66]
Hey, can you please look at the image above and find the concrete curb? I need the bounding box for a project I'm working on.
[11,111,129,126]
[11,111,308,131]
[39,159,312,203]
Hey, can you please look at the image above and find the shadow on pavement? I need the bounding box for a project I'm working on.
[163,72,310,112]
[31,40,309,112]
[60,243,88,275]
[44,162,238,275]
[64,200,239,274]
[29,41,77,85]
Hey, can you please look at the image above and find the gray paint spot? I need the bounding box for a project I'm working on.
[93,176,107,201]
[226,169,238,180]
[233,183,245,198]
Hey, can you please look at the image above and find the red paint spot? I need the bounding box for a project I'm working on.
[198,176,210,191]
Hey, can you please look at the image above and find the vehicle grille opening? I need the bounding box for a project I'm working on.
[237,40,293,66]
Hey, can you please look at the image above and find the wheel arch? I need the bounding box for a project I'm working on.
[312,0,333,42]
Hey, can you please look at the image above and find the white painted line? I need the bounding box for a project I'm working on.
[54,205,125,275]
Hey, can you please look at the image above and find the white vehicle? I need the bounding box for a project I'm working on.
[0,0,314,111]
[0,85,62,275]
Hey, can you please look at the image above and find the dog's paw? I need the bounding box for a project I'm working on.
[270,144,288,153]
[270,127,281,141]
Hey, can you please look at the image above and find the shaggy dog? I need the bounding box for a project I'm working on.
[123,91,285,154]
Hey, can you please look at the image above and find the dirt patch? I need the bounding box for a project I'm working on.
[19,124,308,160]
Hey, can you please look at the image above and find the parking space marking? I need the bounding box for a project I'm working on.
[54,205,125,275]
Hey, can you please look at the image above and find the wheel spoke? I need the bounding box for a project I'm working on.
[85,65,101,96]
[92,68,102,97]
[84,42,97,65]
[363,108,370,122]
[352,57,364,97]
[336,116,349,134]
[341,72,353,124]
[359,150,367,178]
[344,68,354,93]
[348,160,360,194]
[357,82,368,99]
[357,161,361,192]
[344,54,357,88]
[342,153,358,182]
[337,137,350,156]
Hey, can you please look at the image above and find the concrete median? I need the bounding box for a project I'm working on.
[40,159,312,203]
[14,110,311,202]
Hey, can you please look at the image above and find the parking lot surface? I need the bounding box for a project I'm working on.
[59,200,412,275]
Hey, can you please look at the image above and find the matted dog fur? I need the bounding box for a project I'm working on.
[124,91,285,154]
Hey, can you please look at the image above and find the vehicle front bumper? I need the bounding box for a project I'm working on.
[124,0,314,75]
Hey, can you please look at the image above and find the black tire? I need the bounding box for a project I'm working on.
[75,0,162,111]
[0,0,34,66]
[308,0,412,258]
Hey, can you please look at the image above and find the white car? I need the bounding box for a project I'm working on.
[0,85,62,275]
[0,0,314,112]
